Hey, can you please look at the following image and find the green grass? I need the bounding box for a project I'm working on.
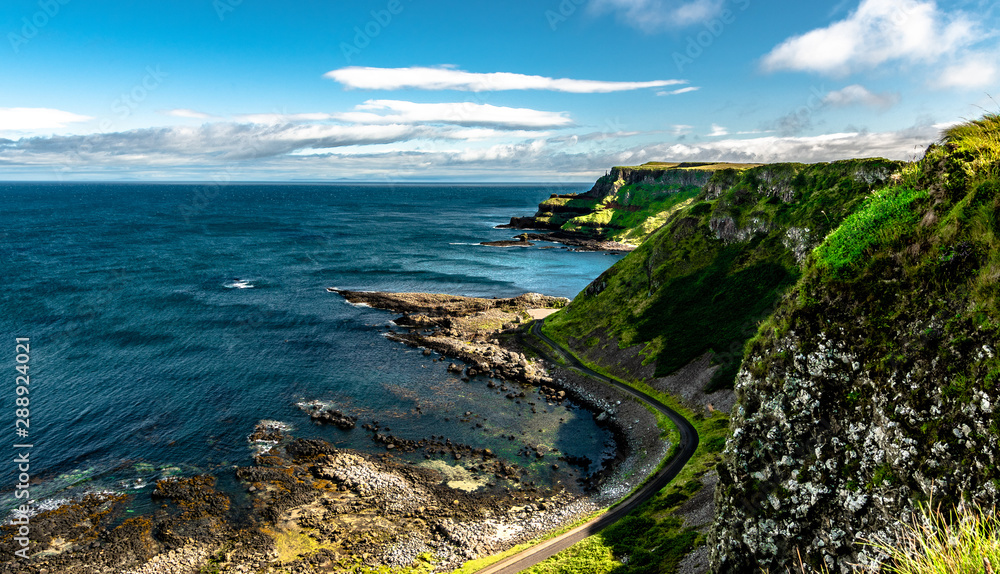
[517,326,731,574]
[566,207,615,227]
[544,159,904,390]
[519,536,620,574]
[614,161,764,172]
[560,184,700,243]
[606,186,700,244]
[865,501,1000,574]
[941,112,1000,179]
[814,186,928,279]
[453,512,609,574]
[557,164,759,243]
[634,246,796,379]
[524,114,1000,573]
[539,196,603,211]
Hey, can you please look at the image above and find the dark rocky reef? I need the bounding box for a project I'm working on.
[480,233,535,247]
[308,407,358,430]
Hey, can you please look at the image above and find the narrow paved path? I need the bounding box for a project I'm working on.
[474,320,699,574]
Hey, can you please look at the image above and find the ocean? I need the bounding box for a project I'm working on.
[0,182,624,517]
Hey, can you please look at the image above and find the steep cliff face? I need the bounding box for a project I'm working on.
[544,159,902,406]
[711,116,1000,572]
[582,163,725,201]
[505,162,762,244]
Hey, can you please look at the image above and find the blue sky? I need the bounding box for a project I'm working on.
[1,0,997,181]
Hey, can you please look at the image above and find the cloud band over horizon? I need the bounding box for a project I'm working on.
[325,66,687,93]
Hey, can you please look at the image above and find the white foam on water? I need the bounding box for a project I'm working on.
[224,279,254,289]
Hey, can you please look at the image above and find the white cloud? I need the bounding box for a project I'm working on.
[447,128,554,141]
[163,109,215,120]
[0,107,92,130]
[633,123,941,163]
[225,101,573,131]
[657,87,701,96]
[671,125,694,136]
[589,0,726,31]
[233,112,336,124]
[932,120,962,130]
[938,55,1000,89]
[3,123,444,164]
[708,124,729,136]
[334,100,573,129]
[546,130,643,145]
[325,66,685,93]
[0,115,948,182]
[823,85,900,109]
[762,0,979,75]
[294,123,942,178]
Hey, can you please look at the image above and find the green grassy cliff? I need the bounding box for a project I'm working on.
[508,162,763,245]
[543,158,903,395]
[711,115,1000,571]
[520,114,1000,572]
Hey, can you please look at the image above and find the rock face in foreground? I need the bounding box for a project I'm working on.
[711,118,1000,572]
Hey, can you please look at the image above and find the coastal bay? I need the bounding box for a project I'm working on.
[0,183,630,573]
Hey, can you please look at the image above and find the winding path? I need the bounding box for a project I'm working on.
[473,320,699,574]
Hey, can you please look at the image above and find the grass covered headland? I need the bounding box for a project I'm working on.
[544,158,902,392]
[512,114,1000,573]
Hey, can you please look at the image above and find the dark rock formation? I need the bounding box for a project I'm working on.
[309,408,358,430]
[481,233,535,247]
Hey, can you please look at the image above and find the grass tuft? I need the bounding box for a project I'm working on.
[864,501,1000,574]
[813,186,928,279]
[942,113,1000,179]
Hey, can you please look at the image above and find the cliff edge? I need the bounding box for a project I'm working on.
[711,114,1000,572]
[501,162,762,246]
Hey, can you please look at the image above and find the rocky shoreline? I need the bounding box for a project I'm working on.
[490,228,636,253]
[1,290,668,573]
[329,289,669,505]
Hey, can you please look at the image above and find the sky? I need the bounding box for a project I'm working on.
[0,0,997,182]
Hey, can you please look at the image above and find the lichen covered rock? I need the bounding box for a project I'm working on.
[711,116,1000,572]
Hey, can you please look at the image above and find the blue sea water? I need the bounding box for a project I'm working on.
[0,182,624,516]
